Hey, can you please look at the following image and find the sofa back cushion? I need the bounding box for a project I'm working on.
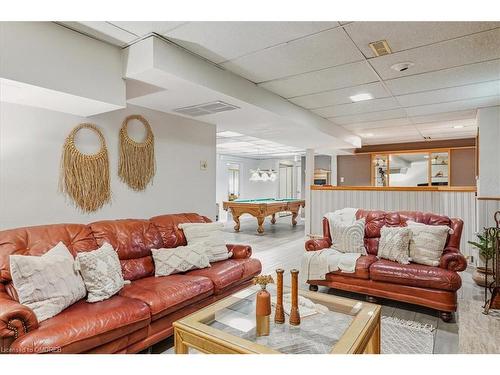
[322,209,460,256]
[0,223,97,283]
[89,219,163,281]
[150,213,211,248]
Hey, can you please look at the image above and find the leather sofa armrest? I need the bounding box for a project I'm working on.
[439,248,467,272]
[305,238,332,251]
[226,244,252,259]
[0,297,38,352]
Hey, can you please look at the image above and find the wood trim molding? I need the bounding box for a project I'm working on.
[355,138,476,154]
[477,196,500,201]
[311,185,477,192]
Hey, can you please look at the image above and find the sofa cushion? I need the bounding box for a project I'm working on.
[9,295,150,354]
[149,213,210,249]
[231,258,262,281]
[119,274,214,320]
[88,219,164,281]
[0,223,97,282]
[327,254,378,280]
[370,259,462,291]
[186,259,248,294]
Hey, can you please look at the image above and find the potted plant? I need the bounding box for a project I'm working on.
[468,232,495,287]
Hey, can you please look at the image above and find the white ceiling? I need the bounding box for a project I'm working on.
[61,21,500,146]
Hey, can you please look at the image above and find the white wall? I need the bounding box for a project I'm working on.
[478,106,500,197]
[390,161,428,187]
[0,102,216,229]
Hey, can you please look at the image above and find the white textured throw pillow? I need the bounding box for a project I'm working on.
[178,222,231,262]
[378,226,412,265]
[152,245,211,276]
[75,242,126,303]
[10,242,86,322]
[407,221,451,266]
[330,218,366,254]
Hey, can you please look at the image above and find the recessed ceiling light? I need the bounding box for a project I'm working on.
[453,125,464,129]
[349,93,374,102]
[217,131,243,138]
[390,62,414,72]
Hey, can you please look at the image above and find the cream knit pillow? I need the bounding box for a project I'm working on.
[407,221,451,266]
[152,245,210,276]
[178,222,231,262]
[377,226,412,265]
[75,243,126,303]
[10,242,86,322]
[330,218,366,254]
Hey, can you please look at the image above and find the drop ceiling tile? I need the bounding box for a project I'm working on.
[164,22,339,64]
[342,117,413,130]
[345,22,500,58]
[396,80,500,107]
[419,131,477,140]
[259,61,379,98]
[410,110,477,124]
[415,119,477,135]
[405,95,500,117]
[221,28,364,82]
[329,108,408,125]
[313,97,401,118]
[289,82,390,109]
[370,28,500,80]
[109,21,187,36]
[356,126,422,144]
[386,59,500,95]
[61,22,138,46]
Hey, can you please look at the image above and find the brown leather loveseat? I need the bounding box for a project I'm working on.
[305,210,467,322]
[0,213,261,354]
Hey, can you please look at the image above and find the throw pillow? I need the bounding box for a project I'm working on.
[152,245,211,276]
[178,222,231,262]
[74,242,126,303]
[10,242,86,322]
[407,221,451,266]
[330,218,366,254]
[377,226,412,265]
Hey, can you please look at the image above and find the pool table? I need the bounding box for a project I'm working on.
[222,198,305,234]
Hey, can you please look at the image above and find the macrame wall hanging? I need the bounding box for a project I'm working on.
[59,123,111,213]
[118,114,156,191]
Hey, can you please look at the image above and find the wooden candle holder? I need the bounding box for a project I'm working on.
[253,275,274,336]
[289,269,301,326]
[274,269,285,324]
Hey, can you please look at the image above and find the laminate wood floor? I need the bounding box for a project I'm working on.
[150,215,488,354]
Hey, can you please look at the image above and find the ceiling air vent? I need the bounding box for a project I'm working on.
[369,40,392,57]
[173,101,240,117]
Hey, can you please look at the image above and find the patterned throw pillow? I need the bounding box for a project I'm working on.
[75,243,126,303]
[178,222,231,262]
[152,245,211,276]
[378,226,412,265]
[10,242,87,322]
[407,221,451,266]
[330,218,366,254]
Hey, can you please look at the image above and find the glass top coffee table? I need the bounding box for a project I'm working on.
[173,285,381,354]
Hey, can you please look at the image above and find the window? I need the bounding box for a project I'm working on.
[227,163,240,199]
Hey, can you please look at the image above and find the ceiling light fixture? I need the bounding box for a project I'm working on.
[249,168,277,182]
[349,93,374,102]
[453,125,464,129]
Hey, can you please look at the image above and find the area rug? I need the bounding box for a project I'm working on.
[458,299,500,353]
[381,316,435,354]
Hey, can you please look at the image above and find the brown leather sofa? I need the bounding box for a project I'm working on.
[305,209,467,322]
[0,213,261,354]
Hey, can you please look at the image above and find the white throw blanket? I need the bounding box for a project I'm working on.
[301,208,362,281]
[301,249,361,281]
